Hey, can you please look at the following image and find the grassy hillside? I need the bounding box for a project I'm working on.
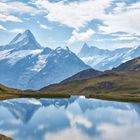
[40,71,140,102]
[0,134,12,140]
[0,84,70,100]
[61,68,103,84]
[113,56,140,71]
[0,84,21,100]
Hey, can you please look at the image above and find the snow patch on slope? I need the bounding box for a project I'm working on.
[0,49,42,65]
[31,54,49,72]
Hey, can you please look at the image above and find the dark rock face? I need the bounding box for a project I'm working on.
[81,81,114,94]
[96,82,114,89]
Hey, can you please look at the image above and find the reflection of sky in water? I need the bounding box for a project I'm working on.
[0,96,140,140]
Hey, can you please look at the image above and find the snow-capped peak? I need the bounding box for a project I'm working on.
[9,33,22,45]
[9,30,35,45]
[2,29,43,51]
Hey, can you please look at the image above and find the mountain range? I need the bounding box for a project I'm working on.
[1,29,140,91]
[78,43,140,70]
[0,30,90,90]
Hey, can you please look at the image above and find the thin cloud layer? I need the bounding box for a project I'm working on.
[67,29,95,45]
[33,0,113,30]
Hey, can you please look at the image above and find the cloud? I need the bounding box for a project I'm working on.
[37,124,46,131]
[0,1,39,23]
[0,0,139,49]
[0,13,22,23]
[9,29,24,33]
[95,36,140,42]
[96,123,140,140]
[0,25,7,30]
[67,112,92,128]
[0,1,39,15]
[44,127,92,140]
[33,0,113,30]
[99,1,140,35]
[40,24,49,29]
[37,21,51,30]
[67,29,95,45]
[111,41,140,49]
[7,1,39,15]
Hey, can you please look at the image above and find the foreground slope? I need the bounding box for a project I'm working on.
[0,134,12,140]
[0,84,21,100]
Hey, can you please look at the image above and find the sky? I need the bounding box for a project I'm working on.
[0,0,140,53]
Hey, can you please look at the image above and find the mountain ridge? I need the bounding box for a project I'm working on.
[78,43,140,70]
[113,56,140,71]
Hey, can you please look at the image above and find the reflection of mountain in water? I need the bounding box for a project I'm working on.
[0,100,40,123]
[0,97,140,124]
[76,98,140,113]
[40,96,77,108]
[0,97,78,123]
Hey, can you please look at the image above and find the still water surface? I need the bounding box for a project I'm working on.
[0,96,140,140]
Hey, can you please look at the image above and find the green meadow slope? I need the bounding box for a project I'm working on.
[40,71,140,102]
[0,134,12,140]
[0,84,21,100]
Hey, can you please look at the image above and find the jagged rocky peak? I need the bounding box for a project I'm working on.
[83,42,89,48]
[55,46,69,51]
[80,43,89,51]
[9,33,22,45]
[41,47,52,55]
[6,29,42,50]
[78,43,103,57]
[9,30,35,45]
[54,46,71,54]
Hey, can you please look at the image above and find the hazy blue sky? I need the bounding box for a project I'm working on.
[0,0,140,53]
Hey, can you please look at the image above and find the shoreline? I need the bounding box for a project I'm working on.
[0,92,140,103]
